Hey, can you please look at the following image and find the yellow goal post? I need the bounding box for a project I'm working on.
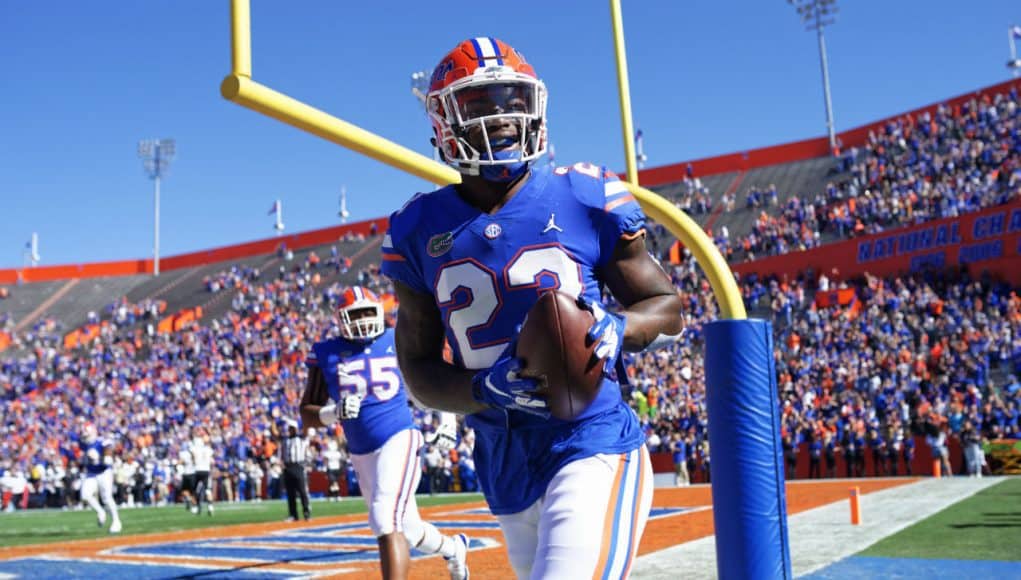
[219,0,745,319]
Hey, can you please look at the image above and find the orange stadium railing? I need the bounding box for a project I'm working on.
[0,217,384,285]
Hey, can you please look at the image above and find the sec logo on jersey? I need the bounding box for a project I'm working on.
[484,223,502,239]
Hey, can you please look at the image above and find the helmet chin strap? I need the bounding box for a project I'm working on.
[480,148,529,182]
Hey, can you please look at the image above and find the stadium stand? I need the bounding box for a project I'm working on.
[2,81,1020,510]
[646,85,1020,267]
[0,281,70,332]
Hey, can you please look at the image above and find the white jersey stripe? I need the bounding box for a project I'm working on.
[620,448,648,578]
[604,180,628,197]
[606,448,640,578]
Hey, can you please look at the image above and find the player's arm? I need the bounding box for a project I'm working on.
[299,366,331,429]
[393,281,487,415]
[600,233,684,351]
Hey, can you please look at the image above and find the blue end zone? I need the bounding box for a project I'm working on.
[437,506,691,521]
[650,507,691,519]
[0,557,300,578]
[119,543,364,564]
[439,508,493,516]
[282,522,367,535]
[228,534,383,545]
[434,521,501,529]
[117,536,492,565]
[800,556,1021,579]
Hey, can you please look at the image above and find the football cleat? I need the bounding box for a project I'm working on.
[445,533,470,580]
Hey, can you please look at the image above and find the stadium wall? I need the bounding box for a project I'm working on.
[304,435,962,497]
[0,217,385,285]
[732,199,1021,285]
[630,77,1021,186]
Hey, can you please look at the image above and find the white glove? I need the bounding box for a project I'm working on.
[426,413,458,451]
[340,394,362,420]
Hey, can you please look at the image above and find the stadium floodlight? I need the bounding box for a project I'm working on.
[338,186,350,223]
[410,70,430,105]
[635,128,648,169]
[270,199,285,235]
[788,0,839,153]
[23,232,40,268]
[1009,25,1021,78]
[411,69,443,179]
[138,138,175,276]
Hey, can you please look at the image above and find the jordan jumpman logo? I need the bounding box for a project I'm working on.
[542,213,563,234]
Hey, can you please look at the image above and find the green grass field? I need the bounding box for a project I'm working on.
[862,478,1021,561]
[0,493,484,549]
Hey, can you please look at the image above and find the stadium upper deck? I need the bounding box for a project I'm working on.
[1,77,1018,335]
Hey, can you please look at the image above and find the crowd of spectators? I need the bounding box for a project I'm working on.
[695,89,1021,263]
[0,243,475,511]
[2,90,1021,508]
[631,250,1021,483]
[2,239,1020,510]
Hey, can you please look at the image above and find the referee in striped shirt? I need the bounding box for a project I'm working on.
[273,419,311,521]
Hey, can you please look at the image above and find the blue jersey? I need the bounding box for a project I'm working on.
[81,440,111,476]
[381,163,646,514]
[307,328,414,455]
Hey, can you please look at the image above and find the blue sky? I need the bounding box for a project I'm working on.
[1,1,1018,269]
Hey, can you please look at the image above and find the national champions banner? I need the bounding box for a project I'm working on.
[734,199,1021,284]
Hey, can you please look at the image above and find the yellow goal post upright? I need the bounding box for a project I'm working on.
[610,2,790,578]
[220,0,787,577]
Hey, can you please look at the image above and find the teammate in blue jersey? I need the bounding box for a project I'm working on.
[299,286,469,580]
[382,38,684,579]
[79,424,122,533]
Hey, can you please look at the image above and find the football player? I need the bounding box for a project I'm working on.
[300,287,469,580]
[382,38,684,579]
[177,447,196,511]
[79,424,122,533]
[321,437,347,502]
[191,434,215,515]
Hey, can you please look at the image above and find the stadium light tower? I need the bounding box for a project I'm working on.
[411,69,444,180]
[269,199,285,235]
[410,70,430,105]
[339,186,350,223]
[789,0,839,153]
[635,128,648,170]
[1009,25,1021,78]
[23,233,40,268]
[138,138,175,276]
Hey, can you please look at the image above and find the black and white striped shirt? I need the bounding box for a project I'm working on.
[282,435,309,466]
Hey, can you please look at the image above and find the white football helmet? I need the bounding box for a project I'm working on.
[338,286,385,341]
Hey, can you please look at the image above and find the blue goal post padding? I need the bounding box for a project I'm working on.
[705,319,792,580]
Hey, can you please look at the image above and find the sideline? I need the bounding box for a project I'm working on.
[631,476,1005,579]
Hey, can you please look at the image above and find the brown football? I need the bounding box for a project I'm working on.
[516,290,604,421]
